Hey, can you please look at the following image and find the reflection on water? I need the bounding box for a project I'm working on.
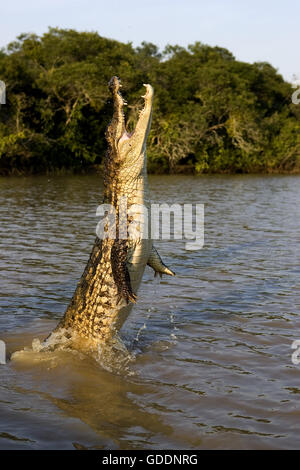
[0,174,300,449]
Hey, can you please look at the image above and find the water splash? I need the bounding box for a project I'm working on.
[169,310,179,343]
[11,327,136,376]
[131,275,162,349]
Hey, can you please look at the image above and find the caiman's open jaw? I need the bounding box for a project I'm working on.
[108,79,153,146]
[105,76,154,165]
[109,76,153,115]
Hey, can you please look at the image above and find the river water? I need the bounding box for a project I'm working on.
[0,174,299,450]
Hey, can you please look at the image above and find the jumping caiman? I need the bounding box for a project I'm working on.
[52,77,175,348]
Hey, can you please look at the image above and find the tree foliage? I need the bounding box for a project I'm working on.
[0,28,298,174]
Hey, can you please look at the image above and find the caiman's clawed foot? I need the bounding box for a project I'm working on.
[147,246,176,278]
[111,239,137,305]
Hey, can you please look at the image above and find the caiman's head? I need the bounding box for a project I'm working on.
[105,76,154,181]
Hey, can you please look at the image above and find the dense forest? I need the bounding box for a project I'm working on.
[0,28,299,175]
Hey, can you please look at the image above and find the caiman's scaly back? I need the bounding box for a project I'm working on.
[54,77,175,346]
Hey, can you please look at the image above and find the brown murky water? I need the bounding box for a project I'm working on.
[0,174,300,449]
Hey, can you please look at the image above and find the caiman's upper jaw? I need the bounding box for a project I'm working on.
[108,76,127,106]
[108,76,122,93]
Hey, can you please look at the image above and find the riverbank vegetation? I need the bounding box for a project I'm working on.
[0,28,299,175]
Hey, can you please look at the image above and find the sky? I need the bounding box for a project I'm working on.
[0,0,298,82]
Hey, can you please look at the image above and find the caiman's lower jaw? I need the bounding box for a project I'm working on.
[141,83,153,99]
[136,84,153,121]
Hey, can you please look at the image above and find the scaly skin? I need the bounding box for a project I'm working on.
[54,77,175,346]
